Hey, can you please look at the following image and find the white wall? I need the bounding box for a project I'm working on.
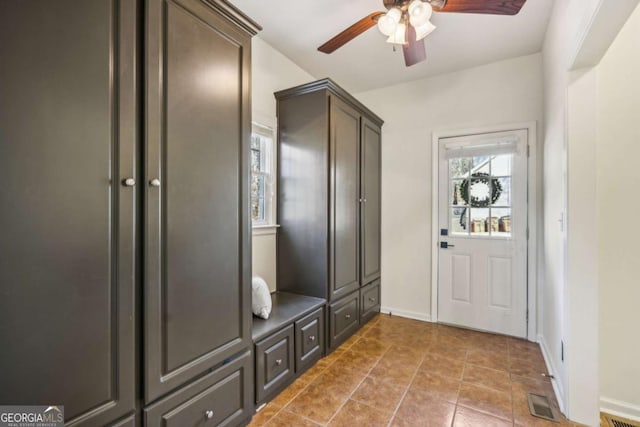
[251,37,315,292]
[540,0,572,412]
[542,0,639,423]
[597,3,640,418]
[354,53,543,321]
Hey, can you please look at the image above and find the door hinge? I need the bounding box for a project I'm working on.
[527,145,530,157]
[526,227,529,240]
[526,309,529,323]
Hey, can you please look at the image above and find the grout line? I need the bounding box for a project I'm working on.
[324,343,391,426]
[384,351,427,427]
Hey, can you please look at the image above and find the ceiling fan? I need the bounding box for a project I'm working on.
[318,0,527,67]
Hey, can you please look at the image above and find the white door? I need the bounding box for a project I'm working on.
[437,130,528,337]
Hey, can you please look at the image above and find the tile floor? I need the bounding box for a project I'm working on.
[248,314,581,427]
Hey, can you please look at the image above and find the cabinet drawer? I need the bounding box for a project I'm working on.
[295,307,324,372]
[329,292,359,350]
[255,325,294,404]
[360,280,380,324]
[144,352,251,427]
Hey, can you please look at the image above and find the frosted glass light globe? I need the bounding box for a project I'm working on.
[408,0,432,28]
[415,21,436,41]
[377,8,402,36]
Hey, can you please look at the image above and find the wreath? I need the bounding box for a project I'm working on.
[459,172,502,208]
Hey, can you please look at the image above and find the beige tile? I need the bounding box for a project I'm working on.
[351,375,407,414]
[458,382,513,422]
[328,399,392,427]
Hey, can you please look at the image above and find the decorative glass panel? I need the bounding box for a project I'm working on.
[451,207,468,235]
[469,208,490,236]
[449,158,471,179]
[492,177,511,206]
[472,156,490,174]
[491,154,511,176]
[492,207,512,237]
[451,179,467,206]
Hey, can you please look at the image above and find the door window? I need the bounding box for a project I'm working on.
[449,154,513,238]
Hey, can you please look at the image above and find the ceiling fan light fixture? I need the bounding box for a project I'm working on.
[414,20,436,40]
[408,0,432,27]
[377,7,402,36]
[386,22,407,45]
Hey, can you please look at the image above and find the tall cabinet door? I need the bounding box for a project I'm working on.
[329,97,361,300]
[361,118,382,285]
[0,1,138,426]
[145,0,252,402]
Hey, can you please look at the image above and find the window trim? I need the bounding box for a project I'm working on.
[251,122,276,227]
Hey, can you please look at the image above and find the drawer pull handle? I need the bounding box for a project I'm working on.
[122,178,136,187]
[205,410,214,420]
[275,359,283,366]
[309,335,315,342]
[345,314,351,319]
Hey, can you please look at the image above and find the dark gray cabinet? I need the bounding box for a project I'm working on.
[144,352,252,427]
[0,0,259,426]
[255,326,295,404]
[0,1,138,425]
[275,79,383,351]
[144,0,255,403]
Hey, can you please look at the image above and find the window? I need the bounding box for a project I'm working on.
[250,124,274,225]
[449,154,513,238]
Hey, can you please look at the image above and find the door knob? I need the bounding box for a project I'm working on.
[345,314,351,320]
[205,410,214,420]
[369,297,376,302]
[149,178,160,187]
[309,335,315,342]
[440,242,455,249]
[275,359,282,366]
[122,178,136,187]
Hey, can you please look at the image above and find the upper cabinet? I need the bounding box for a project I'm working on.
[0,1,138,425]
[144,0,258,403]
[0,0,259,425]
[275,78,383,300]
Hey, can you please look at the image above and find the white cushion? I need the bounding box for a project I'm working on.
[251,276,272,319]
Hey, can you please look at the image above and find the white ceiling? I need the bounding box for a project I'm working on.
[228,0,554,93]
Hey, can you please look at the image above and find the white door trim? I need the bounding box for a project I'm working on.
[431,121,538,341]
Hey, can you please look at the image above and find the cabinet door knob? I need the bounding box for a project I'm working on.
[122,178,136,187]
[369,297,376,302]
[345,314,351,320]
[309,335,315,342]
[275,359,283,366]
[149,178,161,187]
[363,199,367,203]
[205,410,214,419]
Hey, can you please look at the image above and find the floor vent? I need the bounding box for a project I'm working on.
[527,393,559,422]
[602,413,640,427]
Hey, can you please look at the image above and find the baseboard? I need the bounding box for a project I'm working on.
[380,306,432,323]
[538,334,567,416]
[601,397,640,422]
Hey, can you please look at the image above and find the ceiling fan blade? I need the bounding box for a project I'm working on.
[318,12,384,54]
[403,26,426,67]
[436,0,526,15]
